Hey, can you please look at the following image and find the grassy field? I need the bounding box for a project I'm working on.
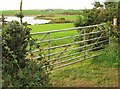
[54,15,78,21]
[29,23,77,45]
[29,23,77,54]
[30,23,74,33]
[1,9,81,16]
[1,9,81,24]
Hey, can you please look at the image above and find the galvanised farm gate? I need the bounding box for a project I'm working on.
[28,23,109,71]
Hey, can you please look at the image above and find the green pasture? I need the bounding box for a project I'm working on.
[29,23,76,53]
[29,23,78,46]
[54,15,78,21]
[35,15,78,21]
[29,23,80,60]
[30,23,74,33]
[2,9,81,16]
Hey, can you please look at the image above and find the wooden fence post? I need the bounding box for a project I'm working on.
[113,18,117,26]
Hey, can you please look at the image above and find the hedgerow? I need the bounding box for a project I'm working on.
[2,21,50,87]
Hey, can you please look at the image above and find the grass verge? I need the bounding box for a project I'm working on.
[49,58,118,87]
[91,37,119,68]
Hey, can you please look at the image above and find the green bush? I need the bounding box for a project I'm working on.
[74,11,90,27]
[2,21,50,87]
[74,2,119,27]
[74,9,107,27]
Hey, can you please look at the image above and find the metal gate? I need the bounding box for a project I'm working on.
[28,23,109,70]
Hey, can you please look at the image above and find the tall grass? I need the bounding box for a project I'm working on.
[91,37,119,68]
[50,58,118,87]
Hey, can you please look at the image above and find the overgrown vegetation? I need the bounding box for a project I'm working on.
[2,21,50,87]
[74,1,119,26]
[91,37,119,68]
[74,1,119,66]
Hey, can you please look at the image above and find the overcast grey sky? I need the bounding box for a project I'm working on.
[0,0,105,10]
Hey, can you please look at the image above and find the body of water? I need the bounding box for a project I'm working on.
[5,16,51,25]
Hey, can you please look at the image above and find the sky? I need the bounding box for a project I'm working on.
[0,0,105,10]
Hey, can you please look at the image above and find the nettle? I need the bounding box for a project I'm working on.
[2,21,50,87]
